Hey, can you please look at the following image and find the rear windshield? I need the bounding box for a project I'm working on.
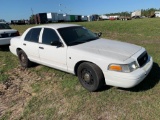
[0,23,11,29]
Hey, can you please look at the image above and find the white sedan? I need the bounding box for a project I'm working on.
[0,22,20,45]
[9,24,153,91]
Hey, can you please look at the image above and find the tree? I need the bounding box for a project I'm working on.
[29,15,36,24]
[105,8,160,17]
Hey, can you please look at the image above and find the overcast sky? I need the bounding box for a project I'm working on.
[1,0,160,21]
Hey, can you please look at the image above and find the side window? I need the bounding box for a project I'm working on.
[42,28,60,45]
[24,29,32,41]
[24,28,41,43]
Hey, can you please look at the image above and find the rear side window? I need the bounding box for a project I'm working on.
[42,28,60,45]
[24,28,41,43]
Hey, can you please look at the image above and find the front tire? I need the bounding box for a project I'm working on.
[18,50,32,68]
[77,62,104,92]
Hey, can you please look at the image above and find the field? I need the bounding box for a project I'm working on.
[0,18,160,120]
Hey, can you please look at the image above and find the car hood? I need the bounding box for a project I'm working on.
[0,29,17,34]
[70,38,142,61]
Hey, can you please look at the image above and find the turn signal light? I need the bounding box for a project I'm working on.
[108,64,122,72]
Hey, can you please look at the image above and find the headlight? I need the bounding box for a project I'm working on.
[108,61,138,73]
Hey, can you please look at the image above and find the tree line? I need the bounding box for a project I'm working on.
[106,8,160,17]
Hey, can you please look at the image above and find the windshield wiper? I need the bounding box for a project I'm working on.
[68,37,98,46]
[87,37,99,41]
[68,41,86,46]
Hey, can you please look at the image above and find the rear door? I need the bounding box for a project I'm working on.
[22,28,41,62]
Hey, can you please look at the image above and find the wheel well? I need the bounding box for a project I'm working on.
[74,61,85,76]
[74,61,104,77]
[16,48,22,55]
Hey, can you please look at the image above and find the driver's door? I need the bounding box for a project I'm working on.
[39,28,67,71]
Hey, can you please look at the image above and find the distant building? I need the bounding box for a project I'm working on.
[155,11,160,17]
[11,20,29,25]
[109,15,120,20]
[99,15,109,20]
[131,10,141,18]
[33,13,48,24]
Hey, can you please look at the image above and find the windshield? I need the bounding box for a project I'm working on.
[57,26,98,46]
[0,23,11,29]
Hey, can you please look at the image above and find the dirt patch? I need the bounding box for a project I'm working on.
[0,66,40,119]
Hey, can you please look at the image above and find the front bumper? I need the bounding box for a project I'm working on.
[104,56,153,88]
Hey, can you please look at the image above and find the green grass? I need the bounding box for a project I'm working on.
[0,47,18,83]
[1,18,160,120]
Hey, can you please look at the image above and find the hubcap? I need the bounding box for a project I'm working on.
[21,54,26,64]
[84,73,90,82]
[81,69,94,85]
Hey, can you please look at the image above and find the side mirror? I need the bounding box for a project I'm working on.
[95,32,102,37]
[51,41,63,47]
[97,32,102,37]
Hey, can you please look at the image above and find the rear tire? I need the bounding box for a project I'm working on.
[18,50,32,68]
[77,62,104,92]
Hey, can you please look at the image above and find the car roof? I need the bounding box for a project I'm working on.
[33,23,81,29]
[0,22,6,24]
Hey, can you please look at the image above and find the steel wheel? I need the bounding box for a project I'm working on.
[77,62,104,92]
[18,50,32,68]
[20,53,27,66]
[81,68,94,85]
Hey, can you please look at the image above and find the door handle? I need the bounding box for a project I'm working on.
[23,43,26,46]
[39,47,44,49]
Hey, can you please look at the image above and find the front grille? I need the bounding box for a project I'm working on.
[137,51,148,67]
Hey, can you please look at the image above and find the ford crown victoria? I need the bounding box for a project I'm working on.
[9,24,153,91]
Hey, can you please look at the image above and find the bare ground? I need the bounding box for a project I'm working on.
[0,66,40,119]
